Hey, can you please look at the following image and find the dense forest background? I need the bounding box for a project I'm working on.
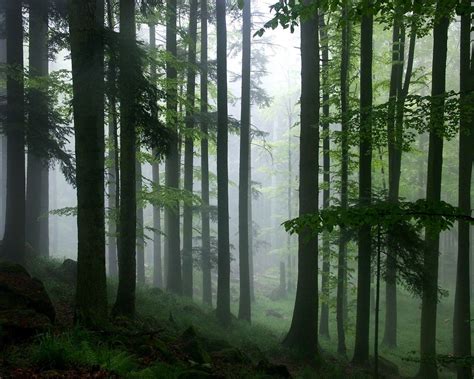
[0,0,473,378]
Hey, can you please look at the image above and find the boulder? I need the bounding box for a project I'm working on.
[0,261,55,342]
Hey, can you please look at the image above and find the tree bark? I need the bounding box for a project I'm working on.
[238,0,251,322]
[282,1,319,356]
[353,0,373,365]
[3,0,26,264]
[216,0,231,326]
[136,158,145,285]
[70,0,108,325]
[182,0,198,298]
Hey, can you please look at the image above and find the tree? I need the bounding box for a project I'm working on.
[70,0,108,325]
[216,0,231,326]
[418,2,450,376]
[136,159,145,285]
[200,0,212,306]
[3,0,26,264]
[150,22,163,288]
[165,0,182,295]
[26,0,49,258]
[182,0,198,298]
[453,1,472,377]
[319,11,330,340]
[336,0,351,356]
[113,0,138,317]
[282,0,319,356]
[238,0,252,323]
[353,0,373,365]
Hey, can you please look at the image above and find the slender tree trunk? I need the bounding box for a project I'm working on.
[149,23,162,288]
[70,0,108,325]
[238,0,252,322]
[287,109,293,294]
[216,0,231,326]
[453,2,472,377]
[248,162,255,302]
[283,1,319,356]
[113,0,138,317]
[337,0,351,357]
[26,0,49,258]
[106,0,118,278]
[0,4,5,240]
[165,0,182,295]
[319,12,330,340]
[200,0,212,306]
[418,2,449,376]
[3,0,25,264]
[353,0,373,364]
[136,159,145,285]
[182,0,198,298]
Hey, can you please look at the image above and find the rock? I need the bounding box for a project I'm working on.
[210,348,251,365]
[0,261,55,342]
[257,359,291,378]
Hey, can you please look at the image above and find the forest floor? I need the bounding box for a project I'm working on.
[0,258,468,378]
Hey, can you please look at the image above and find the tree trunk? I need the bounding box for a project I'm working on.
[283,1,319,356]
[353,0,373,365]
[453,1,472,377]
[200,0,212,306]
[70,0,108,325]
[149,23,162,288]
[113,0,138,317]
[238,0,252,322]
[319,12,330,340]
[182,0,198,298]
[26,0,49,258]
[165,0,182,295]
[3,0,26,264]
[136,159,145,285]
[337,0,351,357]
[418,2,449,377]
[216,0,231,326]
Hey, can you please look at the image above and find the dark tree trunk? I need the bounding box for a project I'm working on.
[149,23,162,288]
[319,12,330,340]
[182,0,198,298]
[287,109,293,295]
[238,0,251,323]
[353,0,373,365]
[106,0,118,278]
[113,0,138,317]
[453,1,472,377]
[136,159,145,285]
[26,0,49,258]
[70,0,108,325]
[165,0,182,295]
[216,0,231,326]
[0,4,5,239]
[3,0,26,264]
[337,0,351,357]
[200,0,212,306]
[282,1,319,356]
[418,2,449,377]
[248,164,255,302]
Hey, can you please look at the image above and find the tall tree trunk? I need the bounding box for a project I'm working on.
[136,159,145,285]
[0,3,5,240]
[337,0,351,356]
[70,0,107,325]
[238,0,252,322]
[182,0,198,298]
[165,0,182,295]
[149,23,162,288]
[248,161,255,302]
[200,0,212,306]
[216,0,231,326]
[453,1,472,377]
[106,0,118,278]
[319,12,330,340]
[113,0,138,317]
[287,108,293,294]
[418,2,449,376]
[3,0,26,264]
[353,0,373,364]
[283,1,319,356]
[26,0,49,258]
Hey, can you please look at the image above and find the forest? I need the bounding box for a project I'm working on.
[0,0,472,378]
